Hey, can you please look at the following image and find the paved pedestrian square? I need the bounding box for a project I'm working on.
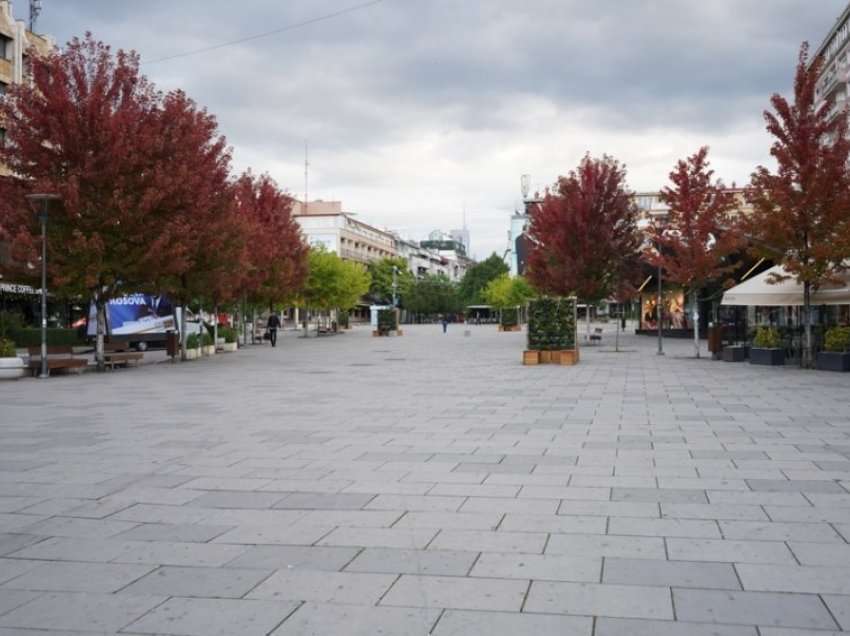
[1,324,850,634]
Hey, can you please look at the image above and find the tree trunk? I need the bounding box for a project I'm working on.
[95,296,106,372]
[586,303,591,342]
[803,280,812,369]
[692,289,700,359]
[615,314,620,352]
[251,306,256,345]
[241,296,247,347]
[213,304,219,352]
[179,304,187,361]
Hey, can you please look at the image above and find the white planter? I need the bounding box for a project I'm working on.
[0,357,26,380]
[184,348,201,360]
[202,345,216,356]
[218,342,237,353]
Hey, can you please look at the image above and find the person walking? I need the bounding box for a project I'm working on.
[441,316,448,334]
[266,312,281,347]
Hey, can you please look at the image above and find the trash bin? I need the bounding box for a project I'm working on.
[165,331,178,359]
[707,324,723,358]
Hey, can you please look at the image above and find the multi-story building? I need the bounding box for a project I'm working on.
[0,0,53,174]
[393,236,449,278]
[420,229,474,282]
[814,3,850,125]
[292,200,397,265]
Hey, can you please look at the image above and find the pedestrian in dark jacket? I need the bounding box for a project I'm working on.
[267,313,281,347]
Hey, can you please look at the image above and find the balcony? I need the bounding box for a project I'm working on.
[339,247,371,264]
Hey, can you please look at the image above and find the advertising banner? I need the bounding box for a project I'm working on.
[87,294,176,337]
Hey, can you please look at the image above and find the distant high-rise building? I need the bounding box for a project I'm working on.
[449,228,470,255]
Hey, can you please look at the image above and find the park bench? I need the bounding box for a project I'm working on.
[27,346,87,376]
[103,343,144,369]
[589,327,603,344]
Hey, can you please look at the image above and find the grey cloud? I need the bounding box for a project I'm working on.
[38,0,848,257]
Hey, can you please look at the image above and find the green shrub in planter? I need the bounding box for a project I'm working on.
[377,309,397,334]
[186,333,201,349]
[8,327,84,348]
[527,297,577,351]
[825,326,850,353]
[753,327,781,349]
[0,338,16,358]
[818,326,850,371]
[219,326,237,343]
[500,307,519,327]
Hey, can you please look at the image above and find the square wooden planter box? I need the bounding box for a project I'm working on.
[750,348,785,366]
[523,349,579,365]
[816,351,850,372]
[498,325,521,332]
[722,345,748,362]
[556,349,579,365]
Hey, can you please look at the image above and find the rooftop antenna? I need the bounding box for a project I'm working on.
[29,0,42,32]
[304,141,309,215]
[520,174,531,201]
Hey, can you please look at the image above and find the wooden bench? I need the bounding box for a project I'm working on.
[103,343,144,369]
[27,346,87,376]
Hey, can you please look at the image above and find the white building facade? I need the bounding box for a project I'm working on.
[292,200,397,265]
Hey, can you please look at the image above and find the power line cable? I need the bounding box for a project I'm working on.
[145,0,384,64]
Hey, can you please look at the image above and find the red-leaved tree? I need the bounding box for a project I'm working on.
[234,172,309,334]
[527,154,642,339]
[648,147,744,358]
[0,34,232,369]
[746,43,850,368]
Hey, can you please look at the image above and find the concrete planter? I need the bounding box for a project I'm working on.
[218,342,237,353]
[0,357,26,380]
[816,351,850,372]
[750,347,785,366]
[184,348,201,361]
[722,346,748,362]
[202,345,216,356]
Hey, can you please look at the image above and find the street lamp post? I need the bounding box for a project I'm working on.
[25,193,61,379]
[392,266,398,308]
[656,257,664,356]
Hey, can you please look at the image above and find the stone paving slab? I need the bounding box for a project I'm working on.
[1,325,850,632]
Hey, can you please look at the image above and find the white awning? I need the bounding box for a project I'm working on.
[721,265,850,306]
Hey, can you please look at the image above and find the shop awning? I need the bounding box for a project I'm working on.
[721,265,850,306]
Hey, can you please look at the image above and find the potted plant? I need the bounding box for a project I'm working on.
[499,307,521,332]
[218,327,238,353]
[0,338,26,380]
[817,326,850,372]
[750,326,785,366]
[201,332,216,356]
[184,333,202,360]
[525,297,578,365]
[376,308,397,336]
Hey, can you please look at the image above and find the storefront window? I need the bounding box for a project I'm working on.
[640,290,686,330]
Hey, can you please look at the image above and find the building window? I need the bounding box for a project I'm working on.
[0,128,5,147]
[0,81,7,96]
[0,35,11,61]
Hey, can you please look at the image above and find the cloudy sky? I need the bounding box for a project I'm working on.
[38,0,848,259]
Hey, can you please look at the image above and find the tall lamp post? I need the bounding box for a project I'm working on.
[656,257,664,356]
[25,193,61,379]
[392,265,398,308]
